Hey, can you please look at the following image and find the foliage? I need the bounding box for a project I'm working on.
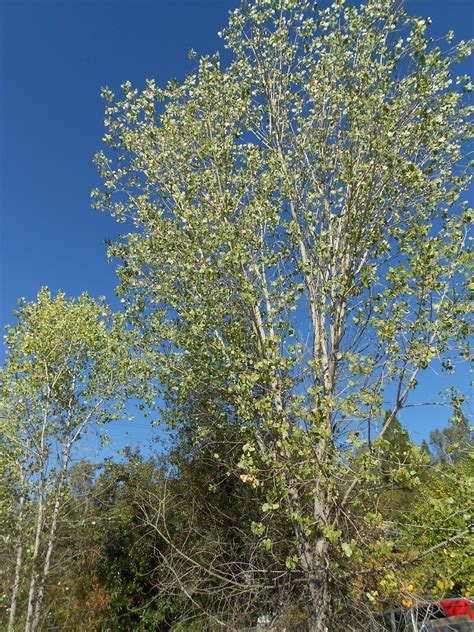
[429,407,473,463]
[0,289,142,631]
[397,457,473,606]
[92,0,472,628]
[0,0,472,629]
[45,454,178,631]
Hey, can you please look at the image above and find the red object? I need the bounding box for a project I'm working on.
[440,598,474,620]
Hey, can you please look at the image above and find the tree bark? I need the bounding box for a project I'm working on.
[306,538,331,632]
[24,487,45,632]
[30,494,60,631]
[8,468,25,632]
[31,435,72,631]
[24,395,52,632]
[23,495,43,627]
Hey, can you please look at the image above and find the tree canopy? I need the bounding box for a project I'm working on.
[92,0,472,628]
[1,0,472,630]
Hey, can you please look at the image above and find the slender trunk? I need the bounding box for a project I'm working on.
[24,489,44,632]
[8,469,26,632]
[25,390,52,632]
[30,494,60,631]
[31,438,72,631]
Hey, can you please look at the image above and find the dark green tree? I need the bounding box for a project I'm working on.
[429,407,472,463]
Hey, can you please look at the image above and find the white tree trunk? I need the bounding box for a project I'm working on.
[24,491,44,632]
[31,447,70,632]
[30,415,77,631]
[8,469,25,632]
[30,493,61,631]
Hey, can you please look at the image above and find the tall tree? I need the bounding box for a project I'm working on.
[0,289,140,631]
[94,0,472,628]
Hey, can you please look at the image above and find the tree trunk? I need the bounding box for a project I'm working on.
[288,485,332,632]
[305,538,331,632]
[25,401,51,632]
[24,491,44,632]
[31,490,61,630]
[31,437,71,631]
[8,473,25,632]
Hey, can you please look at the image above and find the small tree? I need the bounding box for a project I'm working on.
[0,289,140,631]
[396,456,472,606]
[94,0,472,628]
[429,406,473,463]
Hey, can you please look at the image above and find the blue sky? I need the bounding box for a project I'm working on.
[0,0,472,456]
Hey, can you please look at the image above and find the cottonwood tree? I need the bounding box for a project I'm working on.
[0,289,141,631]
[94,0,472,628]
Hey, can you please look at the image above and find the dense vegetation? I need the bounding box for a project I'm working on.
[1,0,472,629]
[1,423,472,630]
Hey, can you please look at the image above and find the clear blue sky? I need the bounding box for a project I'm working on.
[0,0,472,456]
